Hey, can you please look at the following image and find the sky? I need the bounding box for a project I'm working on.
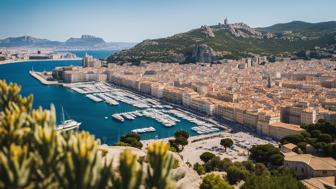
[1,0,335,42]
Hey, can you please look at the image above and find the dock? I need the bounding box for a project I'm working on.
[29,71,62,86]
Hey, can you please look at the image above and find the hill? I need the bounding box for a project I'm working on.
[0,35,136,50]
[107,20,336,63]
[64,35,106,48]
[256,21,336,33]
[0,36,61,47]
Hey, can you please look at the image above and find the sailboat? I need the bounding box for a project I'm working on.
[56,107,81,132]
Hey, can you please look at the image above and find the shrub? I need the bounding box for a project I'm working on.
[200,174,234,189]
[220,138,234,151]
[174,130,189,139]
[119,133,143,149]
[226,165,249,184]
[193,163,205,175]
[249,144,283,166]
[200,152,216,163]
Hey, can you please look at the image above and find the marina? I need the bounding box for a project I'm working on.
[67,81,224,135]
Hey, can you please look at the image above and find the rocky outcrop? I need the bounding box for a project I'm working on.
[190,44,216,63]
[217,22,274,39]
[200,25,215,38]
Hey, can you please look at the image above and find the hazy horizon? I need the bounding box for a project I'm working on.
[1,0,336,42]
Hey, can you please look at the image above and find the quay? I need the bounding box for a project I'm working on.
[29,71,62,86]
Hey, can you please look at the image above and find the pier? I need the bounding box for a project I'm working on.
[29,71,62,86]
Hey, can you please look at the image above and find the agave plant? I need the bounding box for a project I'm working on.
[0,80,177,189]
[111,149,143,189]
[146,141,176,189]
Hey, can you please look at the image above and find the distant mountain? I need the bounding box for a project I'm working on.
[0,35,136,50]
[256,21,336,33]
[65,35,106,47]
[0,36,61,47]
[108,20,336,63]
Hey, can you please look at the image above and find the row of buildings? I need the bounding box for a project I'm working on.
[0,48,77,62]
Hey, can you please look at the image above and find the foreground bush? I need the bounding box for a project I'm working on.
[0,80,176,189]
[200,174,233,189]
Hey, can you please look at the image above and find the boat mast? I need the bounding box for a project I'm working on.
[62,106,65,123]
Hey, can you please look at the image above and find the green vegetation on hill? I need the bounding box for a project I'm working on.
[257,21,336,33]
[108,21,336,63]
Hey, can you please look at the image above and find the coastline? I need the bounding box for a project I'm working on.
[0,58,81,65]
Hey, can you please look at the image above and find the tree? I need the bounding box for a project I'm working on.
[241,174,307,189]
[280,134,304,145]
[323,143,336,158]
[242,168,307,189]
[249,144,283,166]
[314,142,327,150]
[296,142,307,152]
[242,160,255,172]
[200,174,234,189]
[169,130,190,152]
[174,130,189,139]
[226,165,249,184]
[193,163,205,175]
[254,163,268,176]
[318,133,333,143]
[204,157,228,172]
[174,136,188,151]
[311,130,322,138]
[200,152,216,163]
[220,138,234,151]
[119,133,143,149]
[269,154,284,166]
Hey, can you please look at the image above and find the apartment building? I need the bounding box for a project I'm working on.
[182,91,199,107]
[139,81,153,94]
[151,83,165,98]
[189,97,215,115]
[256,111,280,136]
[281,102,317,125]
[268,122,304,140]
[162,87,184,104]
[214,102,235,121]
[284,154,336,179]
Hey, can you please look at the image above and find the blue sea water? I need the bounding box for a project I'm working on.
[0,55,201,144]
[66,50,117,59]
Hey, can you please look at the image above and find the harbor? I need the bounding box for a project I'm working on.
[66,81,225,135]
[2,59,277,144]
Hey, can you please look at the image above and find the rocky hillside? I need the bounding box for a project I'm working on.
[107,20,336,63]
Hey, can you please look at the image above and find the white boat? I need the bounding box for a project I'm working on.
[56,107,81,132]
[132,127,156,134]
[112,114,124,122]
[122,113,135,120]
[85,94,103,102]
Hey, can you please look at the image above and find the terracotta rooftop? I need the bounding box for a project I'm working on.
[285,154,336,171]
[270,122,304,131]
